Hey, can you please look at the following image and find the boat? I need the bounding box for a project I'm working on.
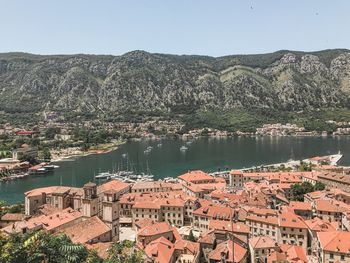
[144,149,152,154]
[43,165,59,171]
[180,146,188,151]
[95,172,112,179]
[164,177,177,183]
[122,153,127,158]
[157,143,162,147]
[115,170,134,177]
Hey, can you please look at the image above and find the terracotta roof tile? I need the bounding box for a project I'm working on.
[138,222,173,237]
[317,231,350,253]
[249,236,276,249]
[208,240,247,263]
[61,216,110,244]
[144,237,174,263]
[178,170,214,183]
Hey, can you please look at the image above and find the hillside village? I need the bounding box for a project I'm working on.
[1,156,350,262]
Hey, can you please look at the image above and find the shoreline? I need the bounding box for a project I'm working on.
[50,140,126,163]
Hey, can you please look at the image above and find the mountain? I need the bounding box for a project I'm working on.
[0,49,350,123]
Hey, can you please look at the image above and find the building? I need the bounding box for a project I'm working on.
[229,170,243,188]
[1,208,83,235]
[317,172,350,193]
[192,203,234,231]
[288,201,313,219]
[208,239,248,263]
[278,211,308,251]
[0,213,26,228]
[24,180,130,216]
[267,244,308,263]
[61,216,112,244]
[24,186,84,216]
[131,181,181,193]
[249,236,277,263]
[246,214,279,242]
[137,221,178,248]
[178,170,216,185]
[314,200,346,227]
[304,217,338,256]
[317,231,350,263]
[143,237,175,263]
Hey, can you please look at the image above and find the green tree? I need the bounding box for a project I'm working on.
[19,154,37,165]
[0,231,97,263]
[186,230,196,242]
[298,161,312,172]
[291,182,319,201]
[105,240,143,263]
[314,182,326,191]
[42,147,51,161]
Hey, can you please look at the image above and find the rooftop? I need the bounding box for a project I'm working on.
[61,216,111,244]
[178,170,214,183]
[249,236,276,249]
[208,239,247,263]
[317,231,350,253]
[138,222,173,237]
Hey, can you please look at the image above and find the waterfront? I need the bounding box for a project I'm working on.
[1,136,350,203]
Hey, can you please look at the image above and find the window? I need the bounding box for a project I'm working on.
[330,254,334,259]
[341,255,345,261]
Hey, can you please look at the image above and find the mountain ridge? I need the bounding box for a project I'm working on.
[0,49,350,124]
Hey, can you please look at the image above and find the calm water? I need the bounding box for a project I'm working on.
[1,136,350,203]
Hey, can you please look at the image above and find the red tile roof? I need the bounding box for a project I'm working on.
[278,211,308,229]
[26,208,82,231]
[289,201,312,211]
[208,240,247,263]
[304,217,337,232]
[144,237,174,263]
[61,216,110,244]
[1,213,25,221]
[174,239,199,255]
[97,180,130,195]
[246,215,278,226]
[134,218,155,229]
[208,220,249,234]
[193,203,234,220]
[178,170,214,183]
[138,222,173,237]
[317,231,350,253]
[249,236,276,249]
[316,199,350,213]
[279,244,308,263]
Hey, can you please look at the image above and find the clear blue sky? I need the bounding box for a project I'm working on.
[0,0,349,56]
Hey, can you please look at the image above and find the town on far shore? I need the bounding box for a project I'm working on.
[1,116,350,183]
[1,152,350,263]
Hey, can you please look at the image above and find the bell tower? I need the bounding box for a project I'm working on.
[82,182,98,217]
[102,190,119,241]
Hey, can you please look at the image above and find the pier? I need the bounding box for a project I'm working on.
[209,153,344,177]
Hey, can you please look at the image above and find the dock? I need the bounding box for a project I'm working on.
[209,153,344,177]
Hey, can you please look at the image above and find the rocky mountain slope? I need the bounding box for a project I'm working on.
[0,49,349,119]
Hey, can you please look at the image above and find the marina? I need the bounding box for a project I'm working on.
[1,136,350,203]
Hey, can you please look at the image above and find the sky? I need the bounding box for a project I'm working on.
[0,0,349,57]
